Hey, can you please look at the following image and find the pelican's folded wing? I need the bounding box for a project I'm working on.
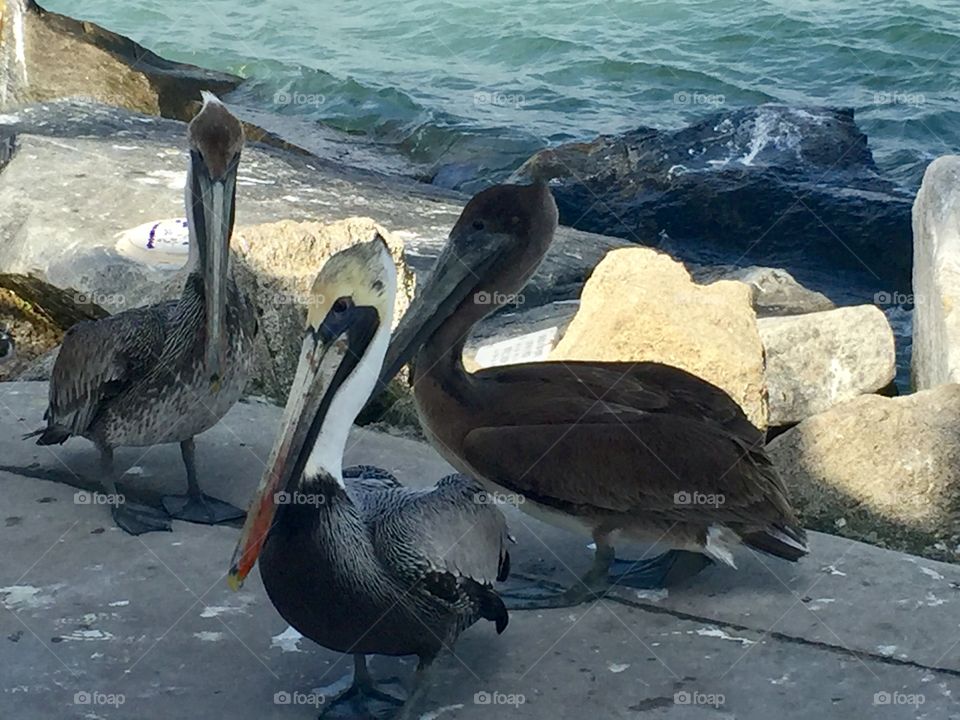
[45,307,168,436]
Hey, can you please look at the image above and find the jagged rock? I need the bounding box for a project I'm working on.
[0,1,430,169]
[0,0,239,119]
[232,219,415,402]
[0,99,629,318]
[911,155,960,390]
[0,272,107,380]
[693,265,835,317]
[514,105,913,291]
[759,306,896,426]
[768,386,960,559]
[550,247,767,428]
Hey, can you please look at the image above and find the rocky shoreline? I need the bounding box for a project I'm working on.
[2,3,959,564]
[512,106,914,293]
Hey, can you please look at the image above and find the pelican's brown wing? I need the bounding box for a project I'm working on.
[42,306,169,440]
[463,360,797,534]
[477,360,765,447]
[463,419,794,527]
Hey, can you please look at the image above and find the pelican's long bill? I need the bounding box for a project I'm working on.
[226,322,349,589]
[379,232,496,386]
[192,154,236,382]
[186,92,244,386]
[228,238,393,589]
[379,181,557,387]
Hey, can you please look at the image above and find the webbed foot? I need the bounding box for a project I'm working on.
[162,493,245,525]
[111,501,172,535]
[607,550,713,589]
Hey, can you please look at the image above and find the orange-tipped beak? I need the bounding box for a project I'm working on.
[227,329,342,589]
[227,472,280,590]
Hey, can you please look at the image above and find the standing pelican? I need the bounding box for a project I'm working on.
[378,181,807,609]
[27,93,256,534]
[228,237,510,719]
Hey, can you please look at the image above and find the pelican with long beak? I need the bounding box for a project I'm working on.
[26,92,257,534]
[228,236,510,719]
[377,181,808,609]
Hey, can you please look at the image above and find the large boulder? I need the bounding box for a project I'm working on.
[0,0,239,119]
[911,155,960,390]
[232,219,414,402]
[550,247,767,428]
[514,105,913,292]
[760,306,896,426]
[768,386,960,560]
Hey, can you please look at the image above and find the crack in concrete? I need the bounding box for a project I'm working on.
[505,571,960,678]
[601,591,960,679]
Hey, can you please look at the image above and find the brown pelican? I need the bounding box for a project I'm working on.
[228,237,510,719]
[26,93,256,535]
[0,328,14,363]
[378,181,808,609]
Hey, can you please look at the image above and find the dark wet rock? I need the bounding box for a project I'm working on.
[428,161,483,190]
[0,0,240,120]
[514,105,914,291]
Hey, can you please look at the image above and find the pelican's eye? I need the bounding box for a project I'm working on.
[332,297,353,314]
[318,296,356,343]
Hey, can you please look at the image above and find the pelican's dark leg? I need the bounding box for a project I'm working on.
[162,438,245,524]
[99,445,171,535]
[502,536,615,610]
[319,654,404,718]
[395,656,435,720]
[607,550,714,589]
[503,547,714,610]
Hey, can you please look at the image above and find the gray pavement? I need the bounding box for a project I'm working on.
[0,382,957,719]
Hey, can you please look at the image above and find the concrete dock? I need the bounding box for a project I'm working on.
[0,382,957,719]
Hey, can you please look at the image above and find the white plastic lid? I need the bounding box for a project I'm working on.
[115,218,190,267]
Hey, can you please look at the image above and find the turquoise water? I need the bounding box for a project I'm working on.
[46,0,960,186]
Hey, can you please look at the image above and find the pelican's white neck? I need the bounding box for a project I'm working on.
[302,252,397,487]
[302,317,391,488]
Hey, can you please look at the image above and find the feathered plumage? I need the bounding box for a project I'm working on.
[32,278,255,450]
[261,464,510,661]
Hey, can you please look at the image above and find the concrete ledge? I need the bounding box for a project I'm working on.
[1,382,958,718]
